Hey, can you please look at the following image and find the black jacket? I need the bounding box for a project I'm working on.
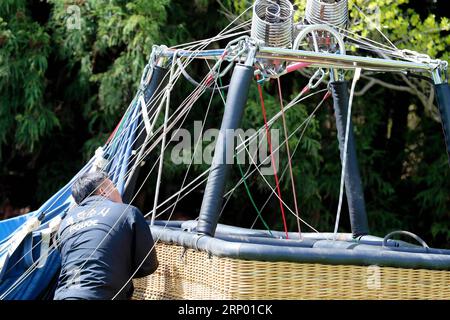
[54,196,158,300]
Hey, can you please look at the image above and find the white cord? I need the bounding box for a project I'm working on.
[352,4,398,50]
[1,10,257,298]
[238,136,320,234]
[150,89,328,220]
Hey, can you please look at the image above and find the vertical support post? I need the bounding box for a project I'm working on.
[433,69,450,164]
[330,81,369,237]
[196,63,255,237]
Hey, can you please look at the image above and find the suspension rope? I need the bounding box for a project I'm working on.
[25,64,199,299]
[277,78,302,239]
[1,43,214,298]
[150,89,328,221]
[215,72,274,235]
[352,4,398,50]
[1,8,257,299]
[256,76,289,239]
[215,73,270,234]
[237,162,274,236]
[242,91,333,235]
[152,90,329,234]
[238,134,321,234]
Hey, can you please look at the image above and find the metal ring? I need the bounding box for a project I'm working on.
[382,230,429,249]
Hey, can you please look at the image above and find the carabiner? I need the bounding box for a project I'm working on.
[308,68,326,89]
[254,69,267,84]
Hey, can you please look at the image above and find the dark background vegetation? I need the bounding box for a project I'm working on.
[1,0,449,248]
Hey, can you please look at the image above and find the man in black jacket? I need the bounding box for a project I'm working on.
[54,171,158,300]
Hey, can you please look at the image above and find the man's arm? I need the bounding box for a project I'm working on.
[130,208,158,278]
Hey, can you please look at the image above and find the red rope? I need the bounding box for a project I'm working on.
[277,78,302,238]
[256,76,289,239]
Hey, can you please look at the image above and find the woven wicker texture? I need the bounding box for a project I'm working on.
[132,243,450,300]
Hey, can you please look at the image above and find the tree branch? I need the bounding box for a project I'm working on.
[399,73,440,122]
[355,75,414,96]
[354,74,439,122]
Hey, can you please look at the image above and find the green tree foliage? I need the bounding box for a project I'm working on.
[0,0,449,247]
[0,1,56,154]
[0,0,170,207]
[48,0,170,152]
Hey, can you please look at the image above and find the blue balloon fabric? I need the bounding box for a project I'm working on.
[0,98,141,300]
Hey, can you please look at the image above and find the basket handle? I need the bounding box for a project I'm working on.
[383,230,429,248]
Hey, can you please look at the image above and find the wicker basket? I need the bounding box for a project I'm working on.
[133,242,450,300]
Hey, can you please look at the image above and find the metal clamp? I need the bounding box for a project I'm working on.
[140,46,159,90]
[254,69,267,84]
[308,68,327,89]
[431,60,449,85]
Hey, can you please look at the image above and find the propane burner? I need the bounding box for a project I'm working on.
[251,0,294,48]
[305,0,348,29]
